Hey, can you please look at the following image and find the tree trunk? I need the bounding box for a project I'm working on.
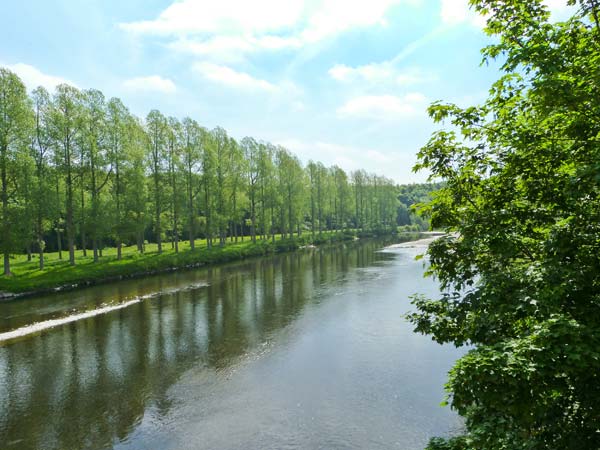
[153,161,162,254]
[38,236,44,270]
[3,253,10,277]
[66,151,76,266]
[251,196,256,243]
[81,187,87,257]
[137,232,143,254]
[1,145,10,276]
[174,222,179,253]
[57,227,63,260]
[81,228,87,257]
[93,239,98,262]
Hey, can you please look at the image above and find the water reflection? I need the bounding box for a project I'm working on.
[0,240,401,450]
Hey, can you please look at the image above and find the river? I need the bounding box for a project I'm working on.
[0,238,463,450]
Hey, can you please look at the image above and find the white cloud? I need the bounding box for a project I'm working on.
[440,0,575,29]
[168,35,303,62]
[120,0,305,35]
[193,62,277,91]
[337,93,428,120]
[121,0,420,60]
[329,62,435,86]
[4,62,76,91]
[440,0,486,28]
[299,0,418,44]
[122,75,177,93]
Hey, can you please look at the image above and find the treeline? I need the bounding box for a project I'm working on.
[0,67,400,275]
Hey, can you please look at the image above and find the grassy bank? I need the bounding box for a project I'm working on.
[0,230,400,297]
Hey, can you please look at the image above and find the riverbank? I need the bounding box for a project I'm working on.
[0,230,416,299]
[385,232,445,249]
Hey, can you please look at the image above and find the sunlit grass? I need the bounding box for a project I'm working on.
[0,231,362,294]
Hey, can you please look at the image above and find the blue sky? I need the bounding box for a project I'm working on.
[1,0,572,183]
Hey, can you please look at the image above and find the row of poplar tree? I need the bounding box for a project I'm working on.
[0,67,400,275]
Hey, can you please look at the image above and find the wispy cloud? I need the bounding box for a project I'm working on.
[120,0,421,61]
[119,0,304,36]
[337,93,428,120]
[122,75,177,93]
[4,62,76,91]
[193,62,277,92]
[329,63,435,86]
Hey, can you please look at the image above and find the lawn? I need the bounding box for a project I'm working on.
[0,231,361,295]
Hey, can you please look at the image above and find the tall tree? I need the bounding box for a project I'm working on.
[332,166,350,232]
[106,97,128,260]
[166,117,182,253]
[212,127,230,246]
[82,89,110,262]
[242,137,260,243]
[228,138,246,242]
[50,84,82,266]
[201,128,216,248]
[276,147,305,239]
[181,117,202,250]
[146,110,167,254]
[30,86,53,269]
[123,116,148,254]
[0,69,32,275]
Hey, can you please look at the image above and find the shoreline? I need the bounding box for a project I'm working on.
[385,232,445,249]
[0,231,419,302]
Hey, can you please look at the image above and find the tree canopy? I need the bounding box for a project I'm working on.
[410,1,600,449]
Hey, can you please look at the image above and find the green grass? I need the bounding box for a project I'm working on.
[0,230,364,295]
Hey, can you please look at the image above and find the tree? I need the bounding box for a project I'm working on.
[122,116,148,254]
[276,147,305,238]
[241,137,260,243]
[146,110,167,254]
[30,86,54,269]
[409,2,600,449]
[201,128,216,248]
[166,117,182,253]
[332,166,350,231]
[228,138,246,242]
[211,127,230,246]
[50,84,82,266]
[106,97,128,260]
[0,69,32,275]
[82,89,110,262]
[260,144,278,242]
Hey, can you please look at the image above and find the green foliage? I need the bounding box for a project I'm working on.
[409,1,600,449]
[0,68,33,274]
[397,182,443,230]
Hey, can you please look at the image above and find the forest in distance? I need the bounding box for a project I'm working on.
[0,67,434,280]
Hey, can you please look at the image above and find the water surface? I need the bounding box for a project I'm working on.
[0,238,463,450]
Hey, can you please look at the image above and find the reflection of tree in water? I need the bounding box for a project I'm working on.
[0,239,392,450]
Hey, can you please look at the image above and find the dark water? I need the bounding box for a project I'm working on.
[0,239,463,450]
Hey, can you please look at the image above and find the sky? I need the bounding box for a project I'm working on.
[0,0,573,183]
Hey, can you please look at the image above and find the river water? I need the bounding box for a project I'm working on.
[0,238,463,450]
